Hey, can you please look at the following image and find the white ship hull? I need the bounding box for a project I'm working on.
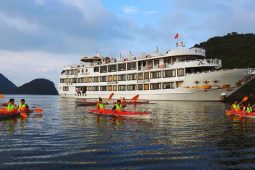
[59,69,255,101]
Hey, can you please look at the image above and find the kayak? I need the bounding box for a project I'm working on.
[225,110,255,118]
[0,109,33,120]
[0,111,20,120]
[88,109,150,119]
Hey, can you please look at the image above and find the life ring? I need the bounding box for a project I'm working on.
[160,65,164,69]
[148,65,153,70]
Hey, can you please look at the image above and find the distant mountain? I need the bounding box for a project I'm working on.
[194,32,255,101]
[14,79,58,95]
[0,73,17,94]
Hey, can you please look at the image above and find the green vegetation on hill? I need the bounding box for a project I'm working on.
[194,32,255,101]
[14,79,58,95]
[0,73,58,95]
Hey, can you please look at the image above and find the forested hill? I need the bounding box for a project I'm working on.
[194,32,255,69]
[0,73,17,94]
[194,32,255,100]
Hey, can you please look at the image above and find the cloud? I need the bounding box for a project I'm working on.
[0,12,41,33]
[122,6,139,15]
[0,50,77,86]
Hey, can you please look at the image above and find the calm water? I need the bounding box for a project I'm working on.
[1,95,255,169]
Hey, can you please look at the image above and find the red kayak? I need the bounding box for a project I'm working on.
[226,110,255,118]
[88,109,150,118]
[0,110,20,120]
[0,108,33,120]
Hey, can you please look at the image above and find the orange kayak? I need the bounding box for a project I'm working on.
[225,110,255,118]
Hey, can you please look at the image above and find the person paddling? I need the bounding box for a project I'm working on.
[121,97,126,107]
[96,98,105,111]
[7,98,17,113]
[231,101,240,111]
[112,100,123,111]
[18,99,29,113]
[245,103,253,113]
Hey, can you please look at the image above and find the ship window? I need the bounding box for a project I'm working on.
[87,86,92,91]
[113,85,117,91]
[144,84,149,90]
[63,86,69,91]
[94,67,99,72]
[93,86,99,91]
[113,75,117,81]
[89,77,93,83]
[108,85,112,91]
[77,78,83,83]
[118,63,126,71]
[176,81,183,88]
[154,59,159,67]
[60,79,64,83]
[94,77,99,82]
[127,74,137,80]
[150,83,161,90]
[108,75,112,82]
[100,76,107,82]
[127,84,137,91]
[138,73,143,80]
[118,74,126,81]
[108,65,117,72]
[118,85,126,91]
[85,77,89,83]
[127,62,136,70]
[164,70,176,77]
[100,86,107,91]
[100,66,107,73]
[177,68,185,77]
[144,72,149,79]
[138,84,143,90]
[72,78,77,83]
[163,82,175,89]
[150,71,161,79]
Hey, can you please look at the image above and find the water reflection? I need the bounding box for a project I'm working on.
[1,96,255,169]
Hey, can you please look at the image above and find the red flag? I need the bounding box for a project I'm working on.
[174,33,179,39]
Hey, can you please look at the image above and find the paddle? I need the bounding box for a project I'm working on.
[239,96,248,104]
[0,93,4,99]
[104,93,114,104]
[128,95,139,104]
[33,108,44,113]
[20,112,28,118]
[19,108,44,118]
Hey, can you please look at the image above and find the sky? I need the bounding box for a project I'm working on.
[0,0,254,86]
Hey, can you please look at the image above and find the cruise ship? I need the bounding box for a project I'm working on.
[58,46,255,101]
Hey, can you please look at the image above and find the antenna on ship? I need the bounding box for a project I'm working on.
[156,45,159,53]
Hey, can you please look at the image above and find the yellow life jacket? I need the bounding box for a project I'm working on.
[115,104,122,111]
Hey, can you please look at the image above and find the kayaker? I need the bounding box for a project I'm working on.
[112,100,123,111]
[96,98,105,111]
[231,101,240,111]
[245,103,253,113]
[121,97,126,107]
[7,98,17,113]
[18,99,29,113]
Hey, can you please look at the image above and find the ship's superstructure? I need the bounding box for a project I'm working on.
[59,47,255,101]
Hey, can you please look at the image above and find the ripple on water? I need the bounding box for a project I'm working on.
[1,96,255,169]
